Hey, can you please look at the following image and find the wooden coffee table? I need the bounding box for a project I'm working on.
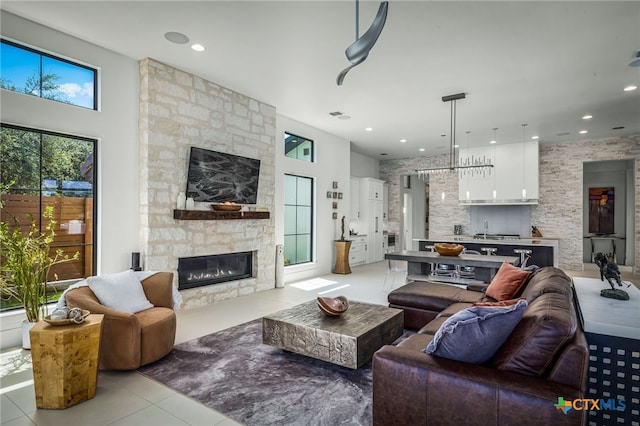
[262,300,403,369]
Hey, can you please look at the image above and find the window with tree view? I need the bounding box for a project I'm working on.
[0,39,97,110]
[0,124,97,312]
[284,132,314,162]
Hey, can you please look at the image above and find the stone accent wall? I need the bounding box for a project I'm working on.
[380,135,639,274]
[139,58,276,309]
[531,135,640,273]
[379,154,470,239]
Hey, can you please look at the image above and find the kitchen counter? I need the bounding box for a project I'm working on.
[414,237,559,267]
[415,236,559,247]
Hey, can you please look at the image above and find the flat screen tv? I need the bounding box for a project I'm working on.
[186,147,260,204]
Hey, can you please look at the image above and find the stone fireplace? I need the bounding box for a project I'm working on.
[178,252,253,290]
[138,58,276,309]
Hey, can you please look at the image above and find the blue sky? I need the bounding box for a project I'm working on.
[1,41,95,109]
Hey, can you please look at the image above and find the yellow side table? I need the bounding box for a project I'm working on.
[30,314,103,409]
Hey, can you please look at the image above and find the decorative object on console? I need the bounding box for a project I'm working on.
[485,262,532,301]
[594,252,630,300]
[176,192,186,209]
[44,308,90,325]
[185,197,195,210]
[317,296,349,316]
[423,299,528,364]
[340,216,346,241]
[131,252,141,271]
[211,202,242,211]
[434,243,464,256]
[336,0,389,85]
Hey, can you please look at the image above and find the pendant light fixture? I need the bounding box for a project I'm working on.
[491,128,498,200]
[416,93,494,179]
[521,124,527,201]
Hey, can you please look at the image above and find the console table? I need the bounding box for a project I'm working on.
[572,278,639,426]
[384,250,518,283]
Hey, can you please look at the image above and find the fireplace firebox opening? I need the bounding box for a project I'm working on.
[178,251,253,290]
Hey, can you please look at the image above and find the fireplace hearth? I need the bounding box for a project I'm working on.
[178,252,253,290]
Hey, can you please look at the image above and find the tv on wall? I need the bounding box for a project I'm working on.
[186,147,260,204]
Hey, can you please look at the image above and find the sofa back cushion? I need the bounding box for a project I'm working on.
[492,267,577,377]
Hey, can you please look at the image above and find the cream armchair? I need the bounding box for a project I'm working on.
[66,272,176,370]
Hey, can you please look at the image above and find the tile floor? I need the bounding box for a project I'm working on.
[1,261,638,426]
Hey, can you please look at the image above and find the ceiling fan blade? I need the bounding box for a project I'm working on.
[344,1,389,64]
[336,62,359,86]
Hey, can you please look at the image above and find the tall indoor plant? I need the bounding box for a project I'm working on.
[0,185,78,348]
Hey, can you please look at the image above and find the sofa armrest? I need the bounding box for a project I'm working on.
[467,282,489,292]
[66,287,138,320]
[141,272,175,309]
[373,345,585,426]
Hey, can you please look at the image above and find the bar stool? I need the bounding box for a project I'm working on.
[481,247,497,256]
[425,245,441,277]
[457,249,480,279]
[514,249,532,268]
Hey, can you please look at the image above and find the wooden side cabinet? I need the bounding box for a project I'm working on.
[30,314,104,409]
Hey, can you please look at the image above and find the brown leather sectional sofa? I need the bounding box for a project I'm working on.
[373,267,588,426]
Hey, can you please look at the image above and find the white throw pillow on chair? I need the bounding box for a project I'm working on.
[87,270,154,313]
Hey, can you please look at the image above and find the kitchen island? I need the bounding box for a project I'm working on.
[414,236,559,267]
[385,250,518,283]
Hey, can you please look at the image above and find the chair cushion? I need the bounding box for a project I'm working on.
[485,262,531,301]
[87,270,154,313]
[423,299,528,364]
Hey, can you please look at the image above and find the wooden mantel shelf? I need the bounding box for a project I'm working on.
[173,209,270,220]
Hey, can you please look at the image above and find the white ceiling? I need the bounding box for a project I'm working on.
[3,1,639,160]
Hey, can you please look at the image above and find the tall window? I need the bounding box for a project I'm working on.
[0,39,97,110]
[284,132,314,162]
[0,124,97,312]
[284,174,313,266]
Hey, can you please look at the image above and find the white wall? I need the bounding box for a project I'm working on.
[276,115,351,284]
[0,11,139,347]
[350,150,379,178]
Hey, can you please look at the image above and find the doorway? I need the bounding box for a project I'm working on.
[582,159,635,266]
[400,174,427,251]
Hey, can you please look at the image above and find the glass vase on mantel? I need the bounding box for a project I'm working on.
[177,192,186,210]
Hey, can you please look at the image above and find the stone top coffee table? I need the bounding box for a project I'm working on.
[262,300,403,369]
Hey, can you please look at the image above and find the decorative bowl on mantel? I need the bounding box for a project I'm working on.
[317,296,349,316]
[434,243,465,256]
[211,203,242,212]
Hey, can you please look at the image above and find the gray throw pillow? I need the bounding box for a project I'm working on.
[423,299,528,364]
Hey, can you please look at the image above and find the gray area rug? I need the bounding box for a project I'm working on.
[138,319,407,426]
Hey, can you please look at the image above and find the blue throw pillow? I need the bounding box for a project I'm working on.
[423,299,528,364]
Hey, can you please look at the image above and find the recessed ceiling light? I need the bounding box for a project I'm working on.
[489,140,497,144]
[419,148,425,152]
[400,139,407,143]
[164,31,190,44]
[582,115,593,120]
[623,85,638,91]
[453,144,459,148]
[531,135,539,140]
[191,44,206,52]
[365,127,373,132]
[579,130,588,134]
[337,115,351,120]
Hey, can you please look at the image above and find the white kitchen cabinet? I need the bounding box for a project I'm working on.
[383,183,389,221]
[350,177,360,220]
[459,141,538,205]
[358,178,385,263]
[349,235,367,266]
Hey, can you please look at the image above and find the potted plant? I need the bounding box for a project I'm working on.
[0,185,78,348]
